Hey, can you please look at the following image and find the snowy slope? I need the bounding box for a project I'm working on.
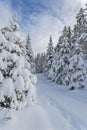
[0,74,87,130]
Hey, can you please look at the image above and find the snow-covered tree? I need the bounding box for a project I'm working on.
[68,42,87,90]
[73,6,87,58]
[43,6,87,90]
[50,23,87,89]
[25,34,36,73]
[10,15,20,31]
[44,36,54,77]
[50,26,71,85]
[0,16,37,110]
[68,6,87,90]
[35,52,45,73]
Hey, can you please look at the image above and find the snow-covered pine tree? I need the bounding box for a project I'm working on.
[68,6,87,90]
[49,26,71,85]
[0,29,18,109]
[25,34,36,73]
[43,36,54,78]
[45,6,87,90]
[67,26,72,46]
[35,52,45,73]
[73,6,87,59]
[0,16,37,110]
[68,41,87,90]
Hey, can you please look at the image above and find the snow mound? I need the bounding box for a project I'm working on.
[1,78,14,97]
[14,76,25,91]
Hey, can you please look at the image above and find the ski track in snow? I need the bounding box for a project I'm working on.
[0,74,87,130]
[46,96,86,130]
[37,74,87,130]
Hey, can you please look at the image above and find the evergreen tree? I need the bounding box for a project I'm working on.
[68,41,87,90]
[44,5,87,90]
[10,15,20,31]
[35,52,45,73]
[67,26,72,45]
[73,6,87,58]
[68,6,87,89]
[25,34,36,73]
[0,16,37,109]
[51,26,71,85]
[44,36,54,77]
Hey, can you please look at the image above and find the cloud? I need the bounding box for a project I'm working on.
[80,0,87,5]
[23,0,87,55]
[24,11,64,55]
[0,1,13,28]
[0,0,22,28]
[0,0,87,56]
[30,14,63,53]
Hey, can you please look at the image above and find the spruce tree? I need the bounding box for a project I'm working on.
[68,6,87,89]
[68,41,87,90]
[35,52,45,73]
[44,36,54,77]
[53,26,71,85]
[25,34,36,73]
[73,6,87,58]
[0,16,36,109]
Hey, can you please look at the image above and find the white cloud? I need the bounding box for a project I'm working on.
[0,0,87,56]
[0,1,14,28]
[80,0,87,5]
[0,0,22,28]
[24,12,64,55]
[24,0,87,55]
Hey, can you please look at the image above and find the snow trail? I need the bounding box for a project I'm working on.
[37,74,87,130]
[0,74,87,130]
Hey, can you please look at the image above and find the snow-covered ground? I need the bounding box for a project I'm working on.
[0,74,87,130]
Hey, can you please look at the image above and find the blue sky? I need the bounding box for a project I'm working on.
[0,0,87,55]
[9,0,64,26]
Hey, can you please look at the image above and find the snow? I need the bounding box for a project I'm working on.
[16,56,25,68]
[0,33,6,45]
[14,76,24,91]
[5,31,23,43]
[0,78,14,98]
[0,74,87,130]
[30,74,37,85]
[22,69,31,81]
[12,67,22,81]
[0,71,3,83]
[5,42,14,52]
[28,83,37,105]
